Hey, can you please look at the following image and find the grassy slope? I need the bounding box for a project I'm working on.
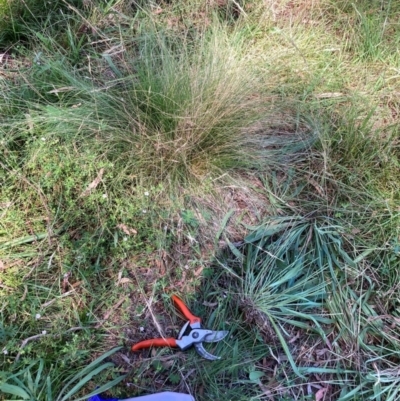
[1,0,400,400]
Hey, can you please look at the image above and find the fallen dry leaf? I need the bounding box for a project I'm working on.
[47,86,76,94]
[315,387,328,401]
[177,270,187,291]
[307,176,325,198]
[118,277,133,285]
[62,272,71,293]
[316,348,330,357]
[117,224,137,236]
[194,266,204,277]
[96,295,127,328]
[80,168,104,197]
[314,92,343,99]
[102,44,125,56]
[288,331,300,344]
[202,301,218,307]
[154,258,166,275]
[120,354,131,364]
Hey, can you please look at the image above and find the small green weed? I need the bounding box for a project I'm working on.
[0,347,126,401]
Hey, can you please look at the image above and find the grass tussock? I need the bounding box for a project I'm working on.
[205,214,400,400]
[18,26,271,189]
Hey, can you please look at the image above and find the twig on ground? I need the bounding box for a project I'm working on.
[145,295,164,338]
[95,296,128,328]
[231,0,248,17]
[20,285,28,302]
[15,333,47,362]
[0,283,13,290]
[15,327,87,362]
[41,289,76,308]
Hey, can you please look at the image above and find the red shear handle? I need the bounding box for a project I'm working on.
[172,295,201,326]
[132,338,177,351]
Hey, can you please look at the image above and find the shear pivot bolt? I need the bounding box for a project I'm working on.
[192,332,199,339]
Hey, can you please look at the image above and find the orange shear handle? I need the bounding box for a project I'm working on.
[132,338,177,351]
[172,295,201,326]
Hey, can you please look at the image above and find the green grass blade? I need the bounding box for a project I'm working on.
[57,347,122,401]
[268,316,305,379]
[58,362,115,401]
[0,233,48,250]
[215,258,243,281]
[244,221,294,243]
[0,383,30,399]
[215,209,235,244]
[47,375,52,401]
[73,374,127,401]
[225,238,244,264]
[34,360,44,391]
[102,54,122,78]
[26,368,34,394]
[299,367,357,374]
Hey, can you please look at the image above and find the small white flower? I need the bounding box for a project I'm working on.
[142,210,147,214]
[102,194,107,199]
[41,137,46,141]
[123,237,128,242]
[139,326,144,332]
[35,313,41,319]
[144,191,149,196]
[42,330,47,335]
[86,312,90,316]
[3,349,8,355]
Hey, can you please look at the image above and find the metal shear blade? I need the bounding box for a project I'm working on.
[194,330,229,360]
[195,343,220,361]
[203,330,229,343]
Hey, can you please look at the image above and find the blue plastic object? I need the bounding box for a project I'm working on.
[88,392,195,401]
[88,396,118,401]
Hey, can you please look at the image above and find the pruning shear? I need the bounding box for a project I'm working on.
[131,295,228,360]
